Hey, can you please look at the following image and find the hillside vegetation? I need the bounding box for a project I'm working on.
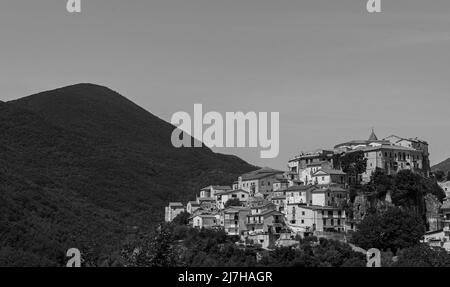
[0,84,256,266]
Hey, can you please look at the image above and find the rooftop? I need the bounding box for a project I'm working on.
[312,169,346,176]
[240,167,284,181]
[216,189,249,196]
[169,202,184,207]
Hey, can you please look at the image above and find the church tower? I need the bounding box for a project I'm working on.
[368,128,378,141]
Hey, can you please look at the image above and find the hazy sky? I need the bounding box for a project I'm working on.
[1,0,449,170]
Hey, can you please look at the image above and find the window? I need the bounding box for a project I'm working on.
[302,211,305,216]
[301,220,304,224]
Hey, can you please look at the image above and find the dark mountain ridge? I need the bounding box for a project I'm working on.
[432,158,450,174]
[0,84,257,266]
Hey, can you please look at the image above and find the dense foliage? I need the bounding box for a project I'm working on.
[335,151,367,185]
[393,244,450,267]
[351,207,425,253]
[0,84,256,266]
[434,170,446,182]
[121,222,366,267]
[361,169,445,210]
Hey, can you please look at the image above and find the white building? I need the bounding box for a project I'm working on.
[285,204,346,233]
[438,181,450,199]
[423,201,450,252]
[216,189,249,209]
[199,185,232,199]
[311,186,348,207]
[165,202,185,222]
[191,214,220,229]
[238,167,285,196]
[311,169,347,186]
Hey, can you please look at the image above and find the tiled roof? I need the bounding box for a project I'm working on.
[312,169,346,176]
[224,206,250,213]
[169,202,184,207]
[334,140,389,149]
[307,161,329,167]
[213,185,232,190]
[240,167,284,181]
[285,185,315,192]
[197,197,216,201]
[298,205,342,211]
[216,189,249,196]
[188,201,200,206]
[201,185,231,190]
[441,201,450,210]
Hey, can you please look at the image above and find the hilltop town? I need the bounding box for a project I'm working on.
[165,130,450,251]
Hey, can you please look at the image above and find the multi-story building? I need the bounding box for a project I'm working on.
[221,206,250,236]
[384,135,430,175]
[288,149,335,174]
[199,185,232,199]
[423,201,450,252]
[272,176,289,191]
[311,168,348,186]
[246,209,285,235]
[191,214,220,229]
[285,204,346,233]
[311,186,348,208]
[285,185,315,206]
[238,167,285,196]
[333,130,430,183]
[216,189,249,209]
[269,194,286,213]
[355,145,425,183]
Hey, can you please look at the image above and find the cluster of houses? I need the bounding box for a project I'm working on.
[165,167,351,248]
[165,130,450,251]
[422,181,450,251]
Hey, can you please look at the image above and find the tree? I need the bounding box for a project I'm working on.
[434,170,445,182]
[393,244,450,267]
[338,151,367,185]
[224,198,243,208]
[351,207,425,254]
[172,211,190,225]
[120,225,180,267]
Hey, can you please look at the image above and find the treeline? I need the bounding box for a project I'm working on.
[120,217,450,267]
[120,220,367,267]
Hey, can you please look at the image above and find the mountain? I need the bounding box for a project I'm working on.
[432,158,450,174]
[0,84,257,266]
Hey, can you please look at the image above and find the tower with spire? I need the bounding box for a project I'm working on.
[368,127,378,141]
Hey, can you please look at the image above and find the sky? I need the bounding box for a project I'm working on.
[1,0,449,170]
